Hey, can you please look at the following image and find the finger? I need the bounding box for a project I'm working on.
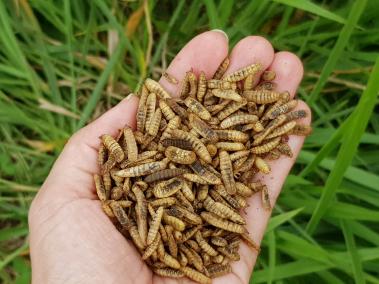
[230,51,307,282]
[159,30,229,97]
[266,51,304,97]
[39,95,139,200]
[224,36,275,82]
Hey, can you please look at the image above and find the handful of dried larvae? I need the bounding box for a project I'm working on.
[94,59,311,283]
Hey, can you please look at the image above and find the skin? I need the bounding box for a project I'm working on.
[29,30,311,284]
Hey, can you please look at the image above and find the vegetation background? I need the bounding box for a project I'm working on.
[0,0,379,283]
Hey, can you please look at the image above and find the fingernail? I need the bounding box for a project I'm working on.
[126,93,136,100]
[211,29,229,40]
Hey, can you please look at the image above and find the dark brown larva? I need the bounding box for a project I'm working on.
[94,67,311,282]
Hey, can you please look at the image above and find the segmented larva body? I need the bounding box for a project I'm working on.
[219,151,236,195]
[145,78,171,99]
[197,71,207,102]
[213,57,230,80]
[184,97,211,121]
[220,113,258,129]
[101,134,124,163]
[222,63,262,82]
[212,89,243,102]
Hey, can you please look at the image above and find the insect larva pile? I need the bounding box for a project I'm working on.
[94,59,311,284]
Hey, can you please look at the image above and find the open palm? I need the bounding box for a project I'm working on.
[29,31,311,284]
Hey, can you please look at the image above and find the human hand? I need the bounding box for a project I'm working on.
[29,30,311,284]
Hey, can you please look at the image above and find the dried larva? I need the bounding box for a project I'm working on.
[217,246,240,261]
[147,206,164,245]
[201,212,245,234]
[220,113,258,129]
[165,146,197,165]
[217,99,247,121]
[212,254,224,264]
[262,70,276,81]
[163,212,186,231]
[165,100,187,120]
[137,85,149,132]
[255,156,270,174]
[123,127,138,162]
[97,144,107,167]
[102,172,112,196]
[197,71,207,102]
[212,89,243,102]
[147,108,162,137]
[189,114,218,143]
[150,197,176,208]
[195,231,218,256]
[207,264,232,278]
[145,78,171,99]
[213,186,241,209]
[223,63,261,82]
[101,134,124,163]
[289,124,313,136]
[145,168,188,183]
[229,150,250,161]
[243,73,255,91]
[253,114,287,145]
[110,201,129,227]
[235,182,254,197]
[203,197,246,224]
[132,184,148,246]
[115,160,168,177]
[265,121,297,139]
[173,205,203,225]
[216,142,245,151]
[160,253,181,269]
[162,72,179,85]
[153,178,182,198]
[251,137,281,154]
[213,57,230,79]
[102,201,116,219]
[172,129,212,163]
[142,233,161,260]
[241,232,260,252]
[179,72,190,99]
[215,130,249,142]
[161,138,192,150]
[183,173,208,184]
[261,185,271,210]
[145,93,157,133]
[181,266,211,284]
[243,90,281,104]
[159,99,176,121]
[165,225,178,258]
[276,142,293,157]
[187,239,201,252]
[190,161,222,185]
[94,174,107,201]
[206,144,218,157]
[211,236,228,247]
[111,186,123,200]
[268,100,298,119]
[207,79,236,90]
[285,109,307,121]
[181,181,195,202]
[182,225,202,242]
[184,97,211,120]
[178,251,188,267]
[154,267,184,278]
[187,71,198,97]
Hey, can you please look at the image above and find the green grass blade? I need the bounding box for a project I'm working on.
[266,208,303,233]
[341,221,366,284]
[307,0,367,104]
[272,0,347,24]
[306,56,379,234]
[203,0,220,29]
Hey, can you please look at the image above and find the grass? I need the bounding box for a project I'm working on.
[0,0,378,283]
